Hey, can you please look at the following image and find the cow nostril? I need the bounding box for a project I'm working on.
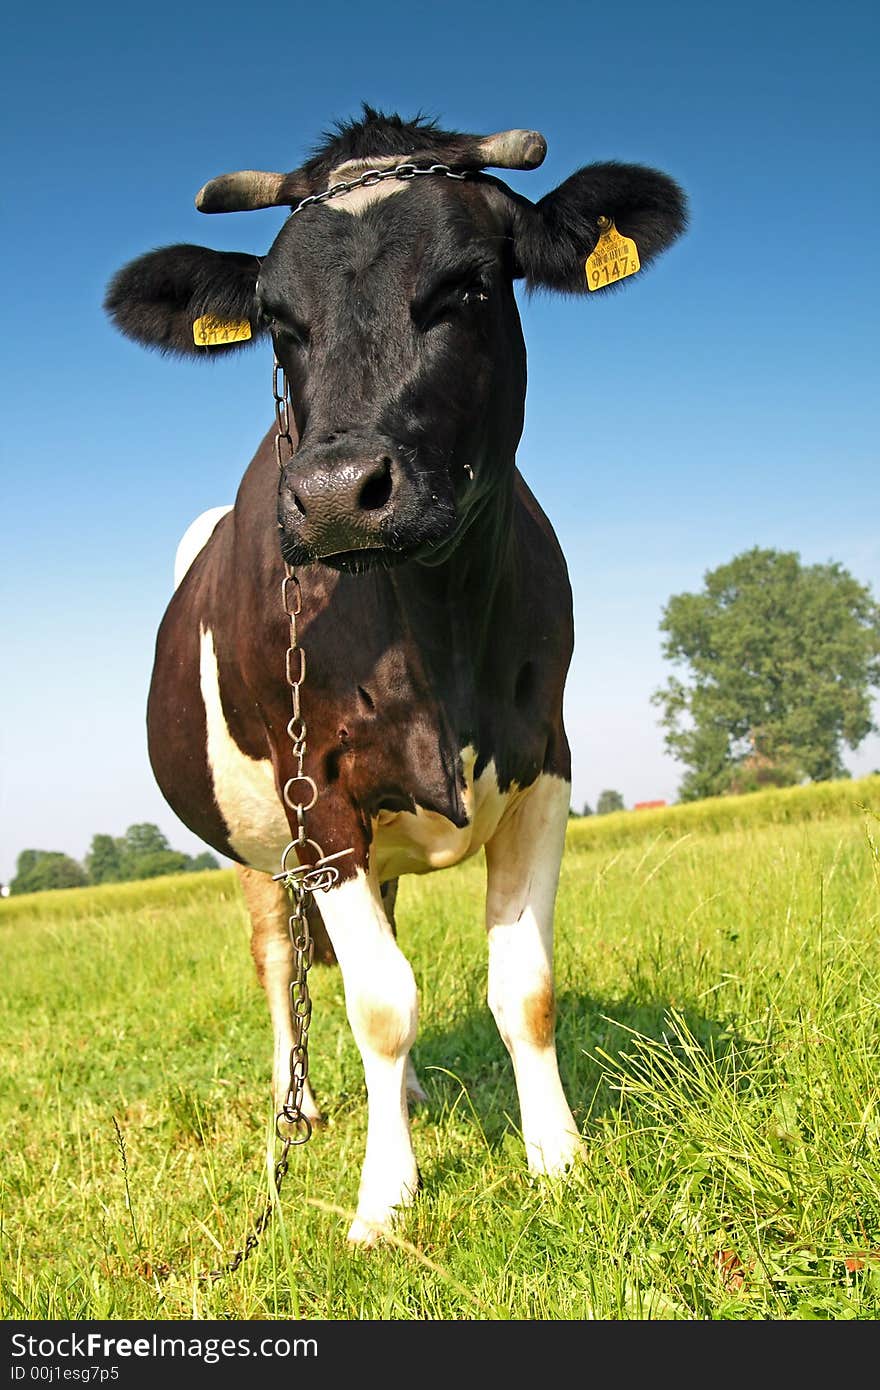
[291,491,307,517]
[358,457,393,512]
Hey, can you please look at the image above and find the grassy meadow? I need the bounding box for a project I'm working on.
[2,774,879,1320]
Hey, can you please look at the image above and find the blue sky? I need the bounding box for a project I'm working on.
[2,0,878,881]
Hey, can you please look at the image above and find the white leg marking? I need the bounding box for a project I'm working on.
[485,774,583,1175]
[316,870,420,1244]
[173,505,232,588]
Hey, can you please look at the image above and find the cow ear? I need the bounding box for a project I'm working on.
[104,244,266,356]
[511,162,687,294]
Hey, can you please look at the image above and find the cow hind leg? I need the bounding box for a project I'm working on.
[235,863,326,1125]
[484,776,583,1175]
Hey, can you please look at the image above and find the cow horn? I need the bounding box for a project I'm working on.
[195,127,548,212]
[195,170,308,214]
[477,129,547,170]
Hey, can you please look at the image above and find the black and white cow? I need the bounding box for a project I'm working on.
[105,107,686,1244]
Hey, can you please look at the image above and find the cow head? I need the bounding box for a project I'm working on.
[106,108,686,573]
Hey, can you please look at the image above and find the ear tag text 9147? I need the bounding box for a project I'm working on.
[585,217,641,291]
[193,315,252,346]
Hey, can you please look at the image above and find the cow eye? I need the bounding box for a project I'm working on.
[414,276,490,332]
[262,310,310,349]
[276,321,310,350]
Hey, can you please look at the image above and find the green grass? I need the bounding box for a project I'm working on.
[2,777,880,1320]
[569,772,880,847]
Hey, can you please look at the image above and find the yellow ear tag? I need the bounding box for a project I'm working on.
[585,218,640,291]
[192,314,252,346]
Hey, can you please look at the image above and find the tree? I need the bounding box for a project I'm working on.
[117,823,176,880]
[130,849,191,879]
[581,802,594,817]
[85,833,124,884]
[187,851,221,872]
[652,548,880,800]
[122,823,171,858]
[11,849,87,895]
[10,824,222,894]
[596,789,625,815]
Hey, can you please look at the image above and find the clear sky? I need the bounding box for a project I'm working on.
[2,0,878,882]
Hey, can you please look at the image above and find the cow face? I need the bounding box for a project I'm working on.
[105,113,687,574]
[259,176,526,572]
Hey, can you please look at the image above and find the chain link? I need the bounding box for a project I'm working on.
[166,167,458,1283]
[271,355,353,1150]
[200,359,353,1282]
[288,161,468,218]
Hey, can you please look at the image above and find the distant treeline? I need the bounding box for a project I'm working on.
[7,823,220,896]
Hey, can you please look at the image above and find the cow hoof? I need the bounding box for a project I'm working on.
[346,1216,390,1248]
[526,1132,586,1178]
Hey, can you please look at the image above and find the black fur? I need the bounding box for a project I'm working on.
[104,113,688,359]
[103,245,265,357]
[511,161,688,294]
[301,103,482,182]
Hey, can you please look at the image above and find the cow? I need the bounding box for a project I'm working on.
[105,107,686,1245]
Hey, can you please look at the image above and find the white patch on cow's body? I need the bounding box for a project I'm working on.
[173,505,233,589]
[484,772,583,1175]
[371,747,516,880]
[315,870,420,1245]
[199,625,289,872]
[322,155,411,216]
[191,617,578,1228]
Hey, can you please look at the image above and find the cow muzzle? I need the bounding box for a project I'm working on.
[278,433,408,570]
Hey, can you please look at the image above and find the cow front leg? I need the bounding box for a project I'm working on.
[485,775,583,1175]
[235,864,324,1126]
[317,869,420,1245]
[380,877,427,1105]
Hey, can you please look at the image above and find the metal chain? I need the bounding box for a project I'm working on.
[289,161,468,218]
[198,360,352,1283]
[272,354,353,1142]
[168,170,462,1283]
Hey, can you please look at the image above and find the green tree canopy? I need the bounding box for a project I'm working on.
[130,849,191,879]
[122,823,171,858]
[188,851,221,872]
[85,833,124,885]
[11,850,88,895]
[652,548,880,800]
[100,824,220,881]
[596,789,625,815]
[9,824,221,895]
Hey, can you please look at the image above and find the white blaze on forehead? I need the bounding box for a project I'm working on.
[320,155,413,216]
[199,624,290,871]
[174,505,232,589]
